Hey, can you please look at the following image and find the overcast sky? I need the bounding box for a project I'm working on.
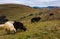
[0,0,60,7]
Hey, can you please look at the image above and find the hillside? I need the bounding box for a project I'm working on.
[0,4,38,20]
[0,4,60,39]
[29,8,60,21]
[0,4,60,21]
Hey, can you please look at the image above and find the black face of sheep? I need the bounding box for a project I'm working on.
[13,21,27,31]
[31,17,41,23]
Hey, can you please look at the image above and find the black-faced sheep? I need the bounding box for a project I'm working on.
[31,17,41,23]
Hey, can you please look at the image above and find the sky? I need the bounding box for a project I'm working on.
[0,0,60,7]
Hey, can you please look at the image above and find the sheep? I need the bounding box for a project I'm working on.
[0,21,27,34]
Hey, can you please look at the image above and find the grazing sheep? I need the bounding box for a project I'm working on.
[0,21,27,34]
[31,17,41,23]
[0,21,16,34]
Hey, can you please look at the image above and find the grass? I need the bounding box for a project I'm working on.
[0,20,60,39]
[0,4,60,39]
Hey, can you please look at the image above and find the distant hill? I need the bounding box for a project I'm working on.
[0,4,60,21]
[33,6,60,9]
[0,4,38,20]
[33,6,40,9]
[47,6,60,8]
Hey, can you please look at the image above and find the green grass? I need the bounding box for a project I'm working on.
[0,20,60,39]
[0,4,60,39]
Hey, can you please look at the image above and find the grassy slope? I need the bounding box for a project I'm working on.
[0,4,38,20]
[0,4,60,39]
[0,20,60,39]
